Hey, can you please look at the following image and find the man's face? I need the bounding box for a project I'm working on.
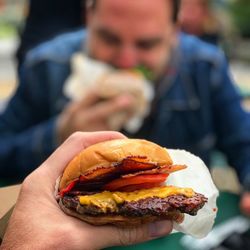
[179,0,207,35]
[87,0,177,79]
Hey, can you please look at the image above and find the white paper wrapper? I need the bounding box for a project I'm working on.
[167,149,219,238]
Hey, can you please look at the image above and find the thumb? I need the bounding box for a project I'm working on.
[91,220,173,249]
[240,192,250,216]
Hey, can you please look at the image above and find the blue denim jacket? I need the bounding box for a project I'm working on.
[0,30,250,189]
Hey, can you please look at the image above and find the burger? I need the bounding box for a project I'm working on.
[57,139,208,226]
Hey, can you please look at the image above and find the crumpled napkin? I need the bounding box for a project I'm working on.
[167,149,219,238]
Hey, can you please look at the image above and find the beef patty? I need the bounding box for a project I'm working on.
[60,193,207,217]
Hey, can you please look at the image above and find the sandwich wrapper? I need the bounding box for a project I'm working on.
[64,53,154,133]
[167,149,219,238]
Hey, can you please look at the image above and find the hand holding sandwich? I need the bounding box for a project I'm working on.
[1,132,173,250]
[57,90,135,145]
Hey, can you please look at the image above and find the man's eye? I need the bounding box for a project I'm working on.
[137,43,155,50]
[99,34,120,46]
[136,39,162,50]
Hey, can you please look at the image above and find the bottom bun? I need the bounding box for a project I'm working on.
[59,199,184,227]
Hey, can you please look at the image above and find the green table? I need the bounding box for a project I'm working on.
[106,192,241,250]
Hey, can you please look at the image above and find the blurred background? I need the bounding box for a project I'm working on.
[0,0,24,110]
[1,0,249,182]
[1,0,249,111]
[0,0,250,249]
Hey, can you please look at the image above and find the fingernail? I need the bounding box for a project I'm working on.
[148,220,173,238]
[117,95,133,106]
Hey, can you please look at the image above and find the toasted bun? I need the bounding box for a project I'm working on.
[59,139,172,191]
[59,199,184,226]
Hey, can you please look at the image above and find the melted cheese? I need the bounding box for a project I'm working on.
[78,186,195,212]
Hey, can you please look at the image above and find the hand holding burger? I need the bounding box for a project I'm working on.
[57,138,208,227]
[1,132,173,250]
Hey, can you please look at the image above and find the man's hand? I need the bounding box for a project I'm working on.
[1,132,172,250]
[57,89,135,144]
[240,192,250,216]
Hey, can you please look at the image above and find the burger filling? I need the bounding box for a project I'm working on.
[59,157,208,217]
[60,157,187,195]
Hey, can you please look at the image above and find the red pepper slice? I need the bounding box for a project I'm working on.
[103,174,168,191]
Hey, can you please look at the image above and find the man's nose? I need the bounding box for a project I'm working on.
[113,46,138,69]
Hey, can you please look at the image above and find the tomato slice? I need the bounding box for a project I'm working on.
[59,180,77,197]
[103,174,168,191]
[117,182,166,192]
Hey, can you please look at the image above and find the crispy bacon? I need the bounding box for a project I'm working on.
[62,157,187,195]
[79,165,116,181]
[78,157,158,183]
[117,158,158,172]
[122,164,187,178]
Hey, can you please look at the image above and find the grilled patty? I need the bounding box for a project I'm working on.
[61,193,207,217]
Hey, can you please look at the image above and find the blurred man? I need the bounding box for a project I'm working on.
[178,0,220,44]
[0,0,250,214]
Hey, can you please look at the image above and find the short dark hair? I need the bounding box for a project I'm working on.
[86,0,181,22]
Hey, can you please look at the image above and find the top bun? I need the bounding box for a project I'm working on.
[59,139,172,190]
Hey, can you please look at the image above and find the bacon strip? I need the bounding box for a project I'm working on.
[121,165,187,178]
[78,157,158,182]
[63,157,187,194]
[117,158,158,172]
[79,165,116,181]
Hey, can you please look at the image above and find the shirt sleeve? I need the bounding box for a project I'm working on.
[212,56,250,191]
[0,62,59,181]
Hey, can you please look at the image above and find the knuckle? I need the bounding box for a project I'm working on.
[67,131,85,143]
[21,176,32,193]
[117,226,149,246]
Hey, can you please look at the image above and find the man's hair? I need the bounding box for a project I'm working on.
[86,0,181,23]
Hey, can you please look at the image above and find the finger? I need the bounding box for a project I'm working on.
[67,89,100,114]
[81,220,173,249]
[77,88,100,108]
[87,94,135,120]
[41,131,126,180]
[240,192,250,216]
